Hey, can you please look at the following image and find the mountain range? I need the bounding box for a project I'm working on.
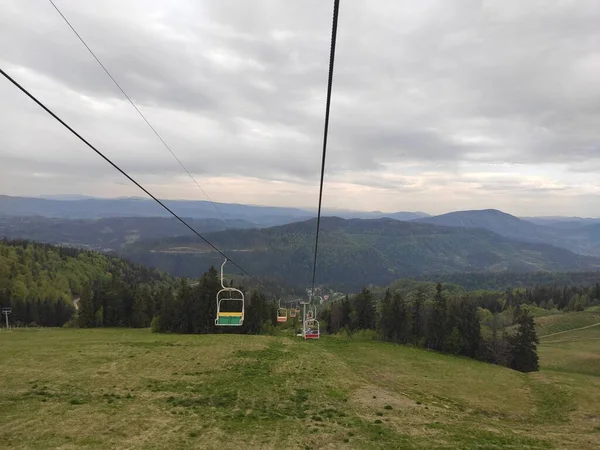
[121,217,600,290]
[415,209,600,257]
[0,195,428,226]
[3,195,600,290]
[0,216,254,251]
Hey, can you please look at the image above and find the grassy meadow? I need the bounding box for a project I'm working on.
[1,317,600,449]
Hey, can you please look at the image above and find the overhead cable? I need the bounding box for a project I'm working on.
[310,0,341,297]
[48,0,236,229]
[0,67,262,287]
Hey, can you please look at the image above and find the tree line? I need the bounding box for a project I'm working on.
[76,266,277,334]
[0,240,280,334]
[320,284,539,373]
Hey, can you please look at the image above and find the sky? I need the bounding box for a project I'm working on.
[1,0,600,216]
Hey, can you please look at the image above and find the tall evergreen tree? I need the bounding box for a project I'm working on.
[427,283,448,351]
[389,292,408,343]
[509,309,539,373]
[179,278,199,333]
[378,289,393,340]
[78,283,95,328]
[243,292,268,334]
[456,300,482,358]
[353,288,376,331]
[411,288,424,344]
[197,266,219,333]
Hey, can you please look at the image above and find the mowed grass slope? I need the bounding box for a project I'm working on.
[1,328,600,449]
[535,310,600,337]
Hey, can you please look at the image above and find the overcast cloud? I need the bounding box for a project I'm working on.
[1,0,600,216]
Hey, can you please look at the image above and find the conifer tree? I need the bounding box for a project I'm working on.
[197,266,219,333]
[353,288,376,331]
[411,288,424,344]
[427,283,447,351]
[509,308,539,373]
[243,291,267,334]
[389,292,408,343]
[378,289,393,340]
[456,300,481,358]
[78,283,95,328]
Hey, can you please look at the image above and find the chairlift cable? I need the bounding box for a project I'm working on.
[310,0,340,298]
[47,0,237,230]
[0,67,264,288]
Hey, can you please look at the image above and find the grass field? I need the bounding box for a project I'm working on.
[2,325,600,449]
[535,310,600,337]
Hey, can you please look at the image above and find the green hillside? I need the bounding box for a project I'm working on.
[1,328,599,449]
[0,216,254,251]
[123,217,600,289]
[0,240,172,326]
[416,209,600,257]
[535,310,600,337]
[539,317,600,377]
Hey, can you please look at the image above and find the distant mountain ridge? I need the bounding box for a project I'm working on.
[415,209,600,257]
[0,216,255,251]
[0,195,428,225]
[415,209,545,243]
[121,217,600,290]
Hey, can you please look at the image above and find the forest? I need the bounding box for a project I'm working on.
[0,239,170,327]
[320,281,542,373]
[0,240,276,332]
[5,238,600,373]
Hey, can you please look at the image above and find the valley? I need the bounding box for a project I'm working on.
[4,195,600,290]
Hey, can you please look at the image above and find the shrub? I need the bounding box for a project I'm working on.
[350,329,378,341]
[150,315,161,333]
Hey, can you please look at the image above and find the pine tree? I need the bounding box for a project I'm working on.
[427,283,447,351]
[456,300,482,358]
[197,266,219,333]
[178,278,199,334]
[389,292,408,343]
[78,283,95,328]
[243,291,267,334]
[158,292,176,332]
[509,309,539,373]
[378,289,393,340]
[353,288,376,331]
[411,288,424,344]
[131,285,150,328]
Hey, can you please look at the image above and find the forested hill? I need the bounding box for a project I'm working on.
[122,217,600,290]
[415,209,600,257]
[0,239,172,326]
[415,209,542,242]
[0,216,255,251]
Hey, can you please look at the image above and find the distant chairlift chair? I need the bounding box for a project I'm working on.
[304,318,320,340]
[215,259,244,326]
[277,299,288,323]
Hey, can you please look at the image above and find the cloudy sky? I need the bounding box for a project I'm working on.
[2,0,600,216]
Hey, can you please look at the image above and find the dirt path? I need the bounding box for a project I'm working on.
[541,321,600,339]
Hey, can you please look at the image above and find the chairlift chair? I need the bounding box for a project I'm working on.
[277,308,288,323]
[215,259,244,326]
[304,319,320,340]
[276,298,288,323]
